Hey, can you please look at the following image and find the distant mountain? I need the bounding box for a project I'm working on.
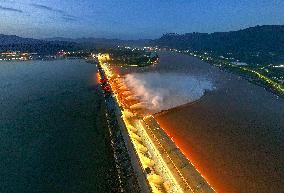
[0,34,151,55]
[43,37,75,42]
[0,34,80,55]
[151,25,284,65]
[0,33,151,55]
[0,34,42,45]
[4,25,283,64]
[44,37,150,48]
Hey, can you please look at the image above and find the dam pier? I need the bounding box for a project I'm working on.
[97,61,149,193]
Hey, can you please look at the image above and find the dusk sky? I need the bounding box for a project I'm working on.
[0,0,284,39]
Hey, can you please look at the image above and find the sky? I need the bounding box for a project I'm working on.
[0,0,284,39]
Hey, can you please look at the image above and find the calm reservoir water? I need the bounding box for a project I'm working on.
[0,60,116,193]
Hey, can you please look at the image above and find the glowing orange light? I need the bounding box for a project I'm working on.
[155,119,217,192]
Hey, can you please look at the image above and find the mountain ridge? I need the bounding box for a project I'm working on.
[150,25,284,64]
[1,25,284,64]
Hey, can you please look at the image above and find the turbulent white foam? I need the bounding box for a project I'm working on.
[124,72,213,113]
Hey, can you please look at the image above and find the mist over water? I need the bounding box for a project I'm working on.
[124,72,213,113]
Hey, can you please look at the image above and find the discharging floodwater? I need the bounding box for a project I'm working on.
[0,60,116,193]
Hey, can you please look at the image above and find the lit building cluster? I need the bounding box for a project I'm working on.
[0,51,35,61]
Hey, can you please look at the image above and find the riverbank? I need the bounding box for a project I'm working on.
[183,51,284,98]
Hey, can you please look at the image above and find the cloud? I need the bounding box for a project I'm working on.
[0,5,23,13]
[61,15,77,22]
[30,3,64,14]
[30,3,77,22]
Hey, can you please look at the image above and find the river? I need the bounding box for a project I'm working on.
[155,52,284,193]
[0,59,116,193]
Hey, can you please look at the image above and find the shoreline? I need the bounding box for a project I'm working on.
[182,52,284,99]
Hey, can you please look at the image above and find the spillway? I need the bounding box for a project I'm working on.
[95,56,215,193]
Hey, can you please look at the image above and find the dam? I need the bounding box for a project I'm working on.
[95,57,214,193]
